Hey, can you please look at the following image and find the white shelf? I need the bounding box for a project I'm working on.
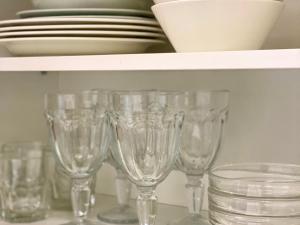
[0,194,186,225]
[0,49,300,72]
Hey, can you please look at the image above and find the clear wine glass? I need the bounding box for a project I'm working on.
[97,151,138,224]
[108,90,185,225]
[45,90,111,225]
[170,90,229,225]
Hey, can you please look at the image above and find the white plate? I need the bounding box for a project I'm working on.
[31,0,152,11]
[17,8,154,18]
[0,30,166,39]
[0,37,165,56]
[0,24,163,33]
[0,17,159,27]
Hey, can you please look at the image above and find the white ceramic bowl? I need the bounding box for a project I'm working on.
[152,0,284,52]
[31,0,153,10]
[153,0,284,5]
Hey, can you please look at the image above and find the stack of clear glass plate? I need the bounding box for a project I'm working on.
[208,163,300,225]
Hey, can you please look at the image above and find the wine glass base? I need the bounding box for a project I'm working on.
[62,219,100,225]
[168,211,210,225]
[97,205,138,224]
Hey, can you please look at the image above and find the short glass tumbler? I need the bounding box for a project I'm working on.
[45,90,111,225]
[109,90,185,225]
[0,141,49,223]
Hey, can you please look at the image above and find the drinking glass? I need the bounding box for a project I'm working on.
[97,151,138,224]
[45,90,111,225]
[108,90,185,225]
[0,141,49,223]
[170,90,229,225]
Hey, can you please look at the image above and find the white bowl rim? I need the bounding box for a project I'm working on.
[152,0,284,8]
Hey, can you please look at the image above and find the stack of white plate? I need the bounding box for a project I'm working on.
[0,8,167,56]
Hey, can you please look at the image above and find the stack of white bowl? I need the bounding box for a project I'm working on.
[0,0,169,56]
[151,0,285,52]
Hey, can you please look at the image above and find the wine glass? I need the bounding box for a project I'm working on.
[97,151,138,224]
[170,90,229,225]
[108,90,185,225]
[45,90,111,225]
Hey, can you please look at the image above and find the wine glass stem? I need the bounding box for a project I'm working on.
[186,175,204,216]
[116,169,131,206]
[71,177,92,224]
[137,187,157,225]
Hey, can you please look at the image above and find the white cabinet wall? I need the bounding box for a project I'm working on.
[0,72,58,145]
[1,0,300,209]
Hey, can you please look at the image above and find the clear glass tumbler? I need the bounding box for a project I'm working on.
[170,90,229,225]
[45,90,111,225]
[0,141,49,223]
[109,90,185,225]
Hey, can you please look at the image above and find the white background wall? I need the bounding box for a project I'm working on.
[0,72,59,145]
[0,0,300,209]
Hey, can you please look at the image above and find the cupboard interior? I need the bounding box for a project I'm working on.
[1,0,300,210]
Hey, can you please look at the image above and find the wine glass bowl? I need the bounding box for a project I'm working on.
[176,90,229,176]
[112,112,183,186]
[45,92,109,176]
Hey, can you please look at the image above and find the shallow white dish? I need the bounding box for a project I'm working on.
[0,17,159,27]
[152,0,284,52]
[0,30,165,39]
[0,37,165,56]
[152,0,175,5]
[0,24,163,33]
[31,0,152,10]
[17,8,154,19]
